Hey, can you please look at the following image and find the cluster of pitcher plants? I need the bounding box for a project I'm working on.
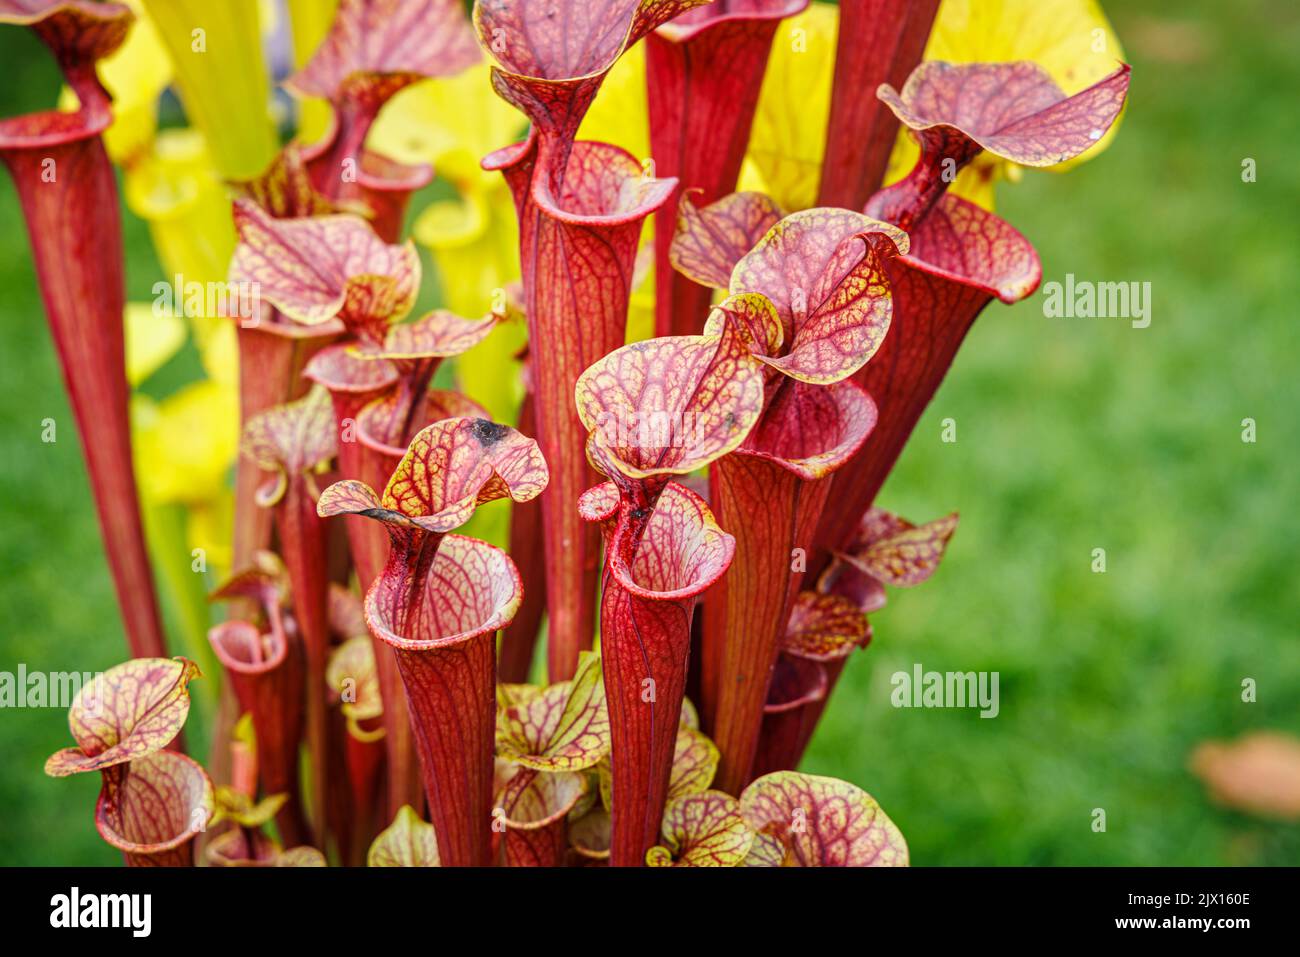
[7,0,1128,866]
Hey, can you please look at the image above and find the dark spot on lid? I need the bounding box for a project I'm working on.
[471,418,509,446]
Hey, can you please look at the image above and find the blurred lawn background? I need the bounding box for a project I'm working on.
[2,0,1297,865]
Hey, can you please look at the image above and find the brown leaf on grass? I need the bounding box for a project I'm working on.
[1190,732,1300,821]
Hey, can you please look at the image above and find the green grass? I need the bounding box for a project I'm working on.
[1,0,1297,865]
